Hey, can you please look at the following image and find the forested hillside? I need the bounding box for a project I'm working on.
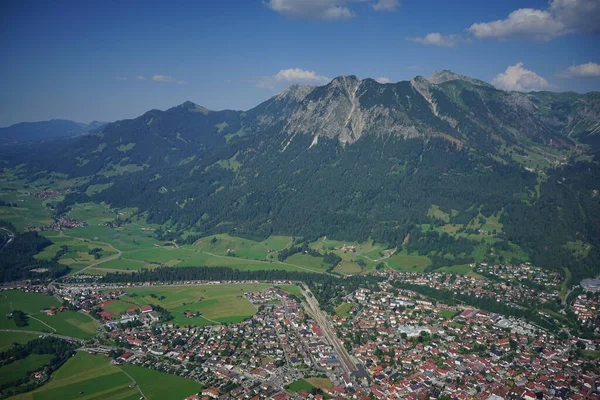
[1,72,599,281]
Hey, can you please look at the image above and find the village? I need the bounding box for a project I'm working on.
[0,267,586,400]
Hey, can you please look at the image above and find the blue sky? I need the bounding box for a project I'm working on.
[1,0,599,126]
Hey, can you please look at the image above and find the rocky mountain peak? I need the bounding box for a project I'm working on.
[428,70,492,88]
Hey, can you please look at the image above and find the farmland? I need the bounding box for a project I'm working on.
[0,290,98,339]
[8,352,139,400]
[121,363,204,399]
[118,283,285,326]
[8,352,203,400]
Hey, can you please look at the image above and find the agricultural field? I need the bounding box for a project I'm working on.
[0,290,98,339]
[118,283,287,326]
[121,363,203,399]
[9,352,140,400]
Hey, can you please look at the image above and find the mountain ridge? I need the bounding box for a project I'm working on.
[0,119,108,144]
[2,70,600,281]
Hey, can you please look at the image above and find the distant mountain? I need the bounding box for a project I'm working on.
[0,119,107,144]
[3,71,600,281]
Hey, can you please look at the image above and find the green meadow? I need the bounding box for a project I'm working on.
[0,291,97,339]
[120,363,203,399]
[118,283,286,326]
[0,332,39,352]
[10,352,140,400]
[0,354,53,386]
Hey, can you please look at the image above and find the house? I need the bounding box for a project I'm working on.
[201,387,220,399]
[140,305,153,313]
[98,311,112,320]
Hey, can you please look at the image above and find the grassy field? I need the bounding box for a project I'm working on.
[101,300,138,315]
[582,350,600,359]
[0,354,53,386]
[335,303,353,317]
[305,377,333,391]
[119,284,285,326]
[386,250,431,272]
[0,332,39,351]
[275,284,302,297]
[193,234,291,260]
[0,291,97,339]
[436,264,473,275]
[10,352,140,400]
[121,363,203,399]
[287,379,316,393]
[440,310,458,319]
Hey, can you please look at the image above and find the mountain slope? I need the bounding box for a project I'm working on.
[0,119,107,144]
[2,71,600,281]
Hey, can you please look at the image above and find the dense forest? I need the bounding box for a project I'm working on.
[0,221,69,282]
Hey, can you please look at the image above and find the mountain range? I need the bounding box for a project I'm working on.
[2,71,599,281]
[0,119,107,144]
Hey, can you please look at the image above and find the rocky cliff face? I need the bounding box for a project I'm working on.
[256,72,600,150]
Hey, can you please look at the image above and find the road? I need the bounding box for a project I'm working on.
[299,284,357,375]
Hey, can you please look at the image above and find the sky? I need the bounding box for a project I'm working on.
[1,0,599,126]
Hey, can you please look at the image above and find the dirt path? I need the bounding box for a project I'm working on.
[118,366,147,399]
[21,315,56,332]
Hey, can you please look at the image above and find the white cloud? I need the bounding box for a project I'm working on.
[408,33,464,47]
[257,68,331,89]
[467,0,600,41]
[265,0,355,20]
[557,62,600,78]
[115,76,128,81]
[274,68,330,83]
[492,62,554,92]
[152,75,184,84]
[265,0,399,20]
[372,0,399,12]
[375,77,392,84]
[136,76,147,80]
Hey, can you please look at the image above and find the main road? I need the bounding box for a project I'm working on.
[299,284,358,376]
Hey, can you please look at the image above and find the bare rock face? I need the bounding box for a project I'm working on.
[245,70,600,150]
[283,76,427,145]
